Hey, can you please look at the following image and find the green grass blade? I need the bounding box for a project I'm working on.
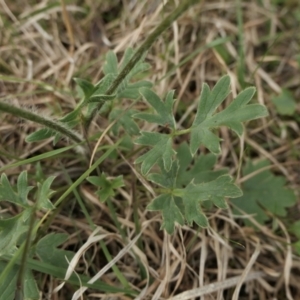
[0,144,78,172]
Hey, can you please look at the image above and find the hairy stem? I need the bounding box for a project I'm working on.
[84,0,199,130]
[0,101,83,144]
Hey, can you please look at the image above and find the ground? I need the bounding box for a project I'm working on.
[0,0,300,299]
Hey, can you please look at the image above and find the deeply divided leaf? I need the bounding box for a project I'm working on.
[0,171,32,207]
[190,75,268,155]
[134,88,176,129]
[36,176,56,210]
[176,142,228,186]
[147,161,184,233]
[102,48,152,100]
[109,109,140,136]
[135,132,175,175]
[182,175,242,227]
[146,160,241,233]
[231,160,297,225]
[87,174,124,202]
[147,160,179,189]
[147,194,184,234]
[73,78,95,98]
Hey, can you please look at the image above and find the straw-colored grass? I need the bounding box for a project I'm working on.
[0,0,299,299]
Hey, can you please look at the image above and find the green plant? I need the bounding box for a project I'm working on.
[231,160,297,227]
[132,75,268,232]
[3,0,294,298]
[0,54,269,296]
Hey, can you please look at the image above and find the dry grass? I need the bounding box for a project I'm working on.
[0,0,300,299]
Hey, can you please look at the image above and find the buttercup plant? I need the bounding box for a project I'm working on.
[133,74,269,233]
[0,0,280,298]
[0,51,269,296]
[0,2,203,297]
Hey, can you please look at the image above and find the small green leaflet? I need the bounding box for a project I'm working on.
[134,89,177,175]
[0,171,55,210]
[0,172,56,253]
[26,111,81,144]
[103,51,118,75]
[88,74,116,103]
[176,142,228,186]
[36,176,56,210]
[103,48,152,100]
[134,88,176,129]
[0,211,30,255]
[26,128,56,143]
[147,159,179,189]
[0,171,32,208]
[35,233,74,268]
[231,160,297,225]
[74,77,95,99]
[147,161,184,234]
[190,75,268,155]
[26,48,151,144]
[117,81,152,99]
[109,109,140,136]
[182,176,242,227]
[135,132,175,175]
[22,270,40,300]
[87,174,124,202]
[271,89,297,116]
[148,194,185,234]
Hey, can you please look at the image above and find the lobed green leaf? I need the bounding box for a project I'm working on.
[0,171,32,207]
[35,233,74,268]
[147,194,184,234]
[134,88,176,129]
[190,75,268,155]
[231,160,297,225]
[73,78,95,98]
[147,160,179,189]
[26,128,56,143]
[182,175,242,227]
[135,132,175,175]
[109,109,140,136]
[176,142,228,186]
[36,176,56,210]
[87,174,124,202]
[103,51,118,75]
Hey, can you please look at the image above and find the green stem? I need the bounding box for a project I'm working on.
[173,128,191,136]
[236,0,245,88]
[173,188,184,197]
[0,101,83,144]
[84,0,199,130]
